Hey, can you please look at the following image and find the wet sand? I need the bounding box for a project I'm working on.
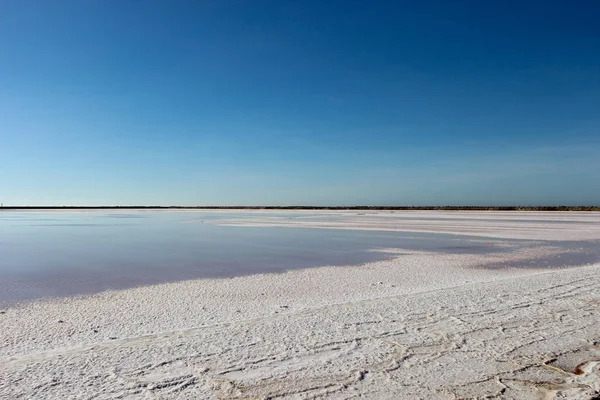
[1,211,599,399]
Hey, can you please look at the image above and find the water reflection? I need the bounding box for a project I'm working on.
[1,211,599,305]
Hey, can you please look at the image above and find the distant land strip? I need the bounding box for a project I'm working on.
[1,206,600,211]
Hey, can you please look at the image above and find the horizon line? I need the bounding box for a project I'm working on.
[1,205,599,211]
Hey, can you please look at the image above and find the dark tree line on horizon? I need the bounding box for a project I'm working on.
[2,206,599,211]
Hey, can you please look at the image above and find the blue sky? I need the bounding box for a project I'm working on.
[1,0,599,206]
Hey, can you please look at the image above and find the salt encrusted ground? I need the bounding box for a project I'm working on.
[209,210,600,241]
[1,211,599,399]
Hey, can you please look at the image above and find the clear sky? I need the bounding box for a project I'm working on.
[1,1,599,206]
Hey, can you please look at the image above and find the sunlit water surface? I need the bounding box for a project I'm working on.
[1,210,599,305]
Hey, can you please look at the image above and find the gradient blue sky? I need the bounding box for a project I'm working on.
[1,1,599,206]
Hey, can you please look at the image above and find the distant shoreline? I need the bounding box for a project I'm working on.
[1,205,599,211]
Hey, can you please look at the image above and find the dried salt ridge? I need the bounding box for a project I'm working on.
[1,211,600,399]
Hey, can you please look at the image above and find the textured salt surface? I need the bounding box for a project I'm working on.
[1,263,599,399]
[1,211,599,399]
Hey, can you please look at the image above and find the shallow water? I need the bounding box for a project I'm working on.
[1,210,599,305]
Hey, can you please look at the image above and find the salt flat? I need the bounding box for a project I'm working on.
[1,211,599,399]
[211,210,600,240]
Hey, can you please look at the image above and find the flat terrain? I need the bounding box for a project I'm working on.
[1,211,599,399]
